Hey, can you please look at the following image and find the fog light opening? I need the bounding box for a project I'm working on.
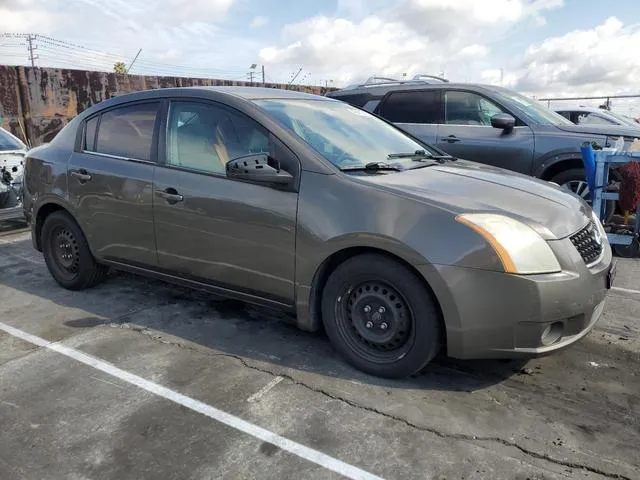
[541,322,564,346]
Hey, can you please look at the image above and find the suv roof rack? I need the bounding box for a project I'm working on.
[340,74,449,91]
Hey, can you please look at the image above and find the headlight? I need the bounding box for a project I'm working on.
[456,213,561,274]
[590,209,607,239]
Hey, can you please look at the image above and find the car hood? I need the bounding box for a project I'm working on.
[555,123,640,137]
[357,160,591,239]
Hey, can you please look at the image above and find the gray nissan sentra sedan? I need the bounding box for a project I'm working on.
[22,87,615,378]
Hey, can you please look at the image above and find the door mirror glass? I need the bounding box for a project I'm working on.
[226,153,293,185]
[490,113,516,130]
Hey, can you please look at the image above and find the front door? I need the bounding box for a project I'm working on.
[436,90,535,174]
[152,100,299,304]
[67,101,160,266]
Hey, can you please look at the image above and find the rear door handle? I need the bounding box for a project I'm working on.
[442,135,460,144]
[70,169,92,182]
[156,188,184,204]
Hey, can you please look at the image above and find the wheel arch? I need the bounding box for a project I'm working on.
[299,246,446,348]
[33,201,80,252]
[536,155,584,181]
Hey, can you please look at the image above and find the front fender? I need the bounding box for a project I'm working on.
[533,150,583,179]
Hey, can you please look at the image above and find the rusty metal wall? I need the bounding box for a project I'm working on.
[0,66,330,147]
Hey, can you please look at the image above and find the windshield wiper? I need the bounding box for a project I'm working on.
[340,161,405,172]
[387,149,430,160]
[388,150,457,163]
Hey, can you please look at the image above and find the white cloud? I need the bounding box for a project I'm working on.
[0,0,62,32]
[258,0,561,86]
[515,16,640,96]
[250,16,269,28]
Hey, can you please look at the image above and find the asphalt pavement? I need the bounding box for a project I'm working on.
[0,224,638,480]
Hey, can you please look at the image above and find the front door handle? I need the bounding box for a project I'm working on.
[156,188,184,204]
[442,135,460,144]
[70,169,92,182]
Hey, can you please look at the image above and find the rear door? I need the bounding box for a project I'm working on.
[435,90,535,174]
[377,89,441,144]
[152,99,299,305]
[67,101,160,266]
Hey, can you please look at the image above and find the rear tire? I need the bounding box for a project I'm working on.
[321,254,442,378]
[41,211,107,290]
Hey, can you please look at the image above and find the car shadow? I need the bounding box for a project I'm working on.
[1,237,528,391]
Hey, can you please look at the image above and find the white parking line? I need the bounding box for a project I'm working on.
[0,321,384,480]
[611,286,640,296]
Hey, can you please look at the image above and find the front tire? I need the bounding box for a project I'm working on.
[321,254,442,378]
[41,211,107,290]
[552,167,616,221]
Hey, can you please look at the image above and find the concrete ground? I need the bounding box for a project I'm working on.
[0,223,638,480]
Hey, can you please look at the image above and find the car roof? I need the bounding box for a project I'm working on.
[77,86,337,119]
[554,106,603,113]
[115,86,331,102]
[326,82,501,98]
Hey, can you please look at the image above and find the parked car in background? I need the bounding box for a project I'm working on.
[555,106,640,130]
[326,78,640,202]
[0,126,26,222]
[23,87,613,378]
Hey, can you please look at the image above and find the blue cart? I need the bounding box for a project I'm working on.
[584,147,640,257]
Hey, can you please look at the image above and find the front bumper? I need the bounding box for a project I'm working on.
[421,236,612,359]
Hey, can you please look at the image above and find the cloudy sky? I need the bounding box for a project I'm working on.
[2,0,640,114]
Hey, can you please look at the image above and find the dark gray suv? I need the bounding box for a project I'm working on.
[327,80,640,199]
[23,87,614,378]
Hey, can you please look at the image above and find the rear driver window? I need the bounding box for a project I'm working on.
[380,91,440,124]
[94,102,159,161]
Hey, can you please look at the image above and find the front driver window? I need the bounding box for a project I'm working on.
[166,101,270,175]
[445,91,505,126]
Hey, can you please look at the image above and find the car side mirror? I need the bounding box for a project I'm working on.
[226,153,293,185]
[491,113,516,131]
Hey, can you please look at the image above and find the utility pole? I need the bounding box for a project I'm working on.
[248,71,254,82]
[261,65,265,85]
[126,48,142,74]
[27,34,38,67]
[288,67,303,86]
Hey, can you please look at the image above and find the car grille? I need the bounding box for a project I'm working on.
[570,221,603,265]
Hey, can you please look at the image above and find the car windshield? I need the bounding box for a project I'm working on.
[492,88,575,127]
[0,128,25,151]
[254,99,439,170]
[605,111,640,128]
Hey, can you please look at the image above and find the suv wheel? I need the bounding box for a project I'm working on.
[321,254,441,378]
[41,211,107,290]
[552,168,616,220]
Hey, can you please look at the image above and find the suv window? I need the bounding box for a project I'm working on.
[166,101,269,175]
[94,102,159,161]
[444,91,505,126]
[380,90,440,124]
[578,113,616,125]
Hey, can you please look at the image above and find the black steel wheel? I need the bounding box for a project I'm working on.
[339,280,414,363]
[41,211,107,290]
[49,225,81,280]
[322,254,442,378]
